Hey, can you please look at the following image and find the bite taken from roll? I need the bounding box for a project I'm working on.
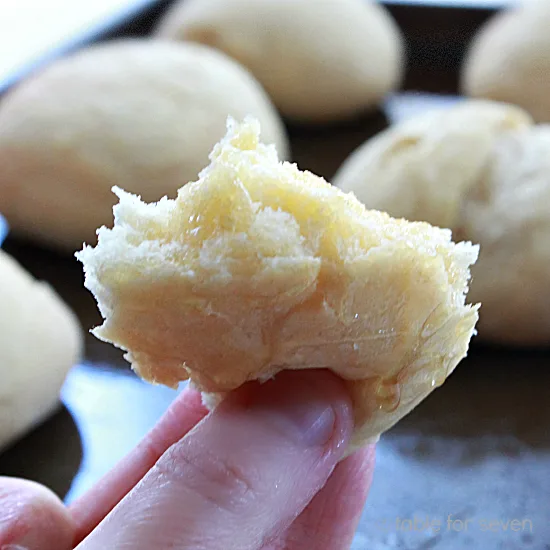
[77,118,480,454]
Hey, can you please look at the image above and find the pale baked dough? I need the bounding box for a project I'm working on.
[154,0,404,122]
[462,1,550,123]
[0,250,83,451]
[334,100,550,345]
[333,100,532,229]
[460,125,550,345]
[78,118,479,453]
[0,40,288,252]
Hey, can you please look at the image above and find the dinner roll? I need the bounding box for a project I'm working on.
[78,117,479,453]
[0,40,288,252]
[460,125,550,345]
[0,249,82,451]
[334,100,550,345]
[462,1,550,122]
[155,0,404,122]
[333,100,532,229]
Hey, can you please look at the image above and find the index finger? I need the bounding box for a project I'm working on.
[69,386,208,545]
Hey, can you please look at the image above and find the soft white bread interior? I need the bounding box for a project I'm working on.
[78,118,479,453]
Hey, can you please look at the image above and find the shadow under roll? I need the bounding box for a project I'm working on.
[0,404,83,500]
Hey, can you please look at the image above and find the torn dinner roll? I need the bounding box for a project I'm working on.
[78,117,479,453]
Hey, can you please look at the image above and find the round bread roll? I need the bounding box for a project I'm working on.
[154,0,404,122]
[334,100,550,345]
[77,117,479,453]
[334,100,533,229]
[0,39,288,252]
[0,249,83,451]
[462,1,550,122]
[460,125,550,345]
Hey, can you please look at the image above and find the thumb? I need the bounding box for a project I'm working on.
[0,477,75,550]
[78,369,354,550]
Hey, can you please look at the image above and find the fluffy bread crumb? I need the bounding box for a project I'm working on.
[77,117,479,452]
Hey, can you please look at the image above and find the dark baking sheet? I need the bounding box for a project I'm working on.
[1,1,549,548]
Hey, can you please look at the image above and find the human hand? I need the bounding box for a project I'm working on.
[0,370,375,549]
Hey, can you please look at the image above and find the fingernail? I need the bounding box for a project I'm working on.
[243,370,352,449]
[274,398,337,447]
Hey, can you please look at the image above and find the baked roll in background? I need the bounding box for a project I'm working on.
[0,40,288,252]
[334,100,550,345]
[155,0,404,123]
[0,249,83,452]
